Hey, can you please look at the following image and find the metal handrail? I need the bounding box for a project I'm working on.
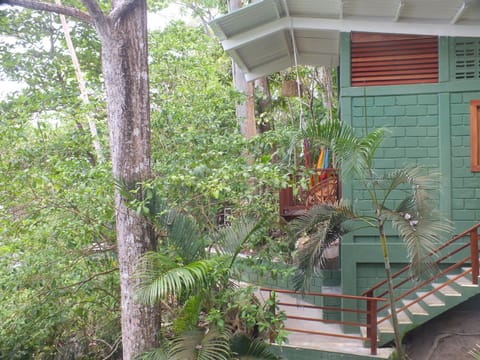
[259,287,385,355]
[363,223,480,296]
[265,224,480,354]
[363,223,480,334]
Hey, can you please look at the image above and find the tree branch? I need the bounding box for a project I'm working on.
[1,0,92,24]
[80,0,109,36]
[56,267,119,293]
[108,0,136,24]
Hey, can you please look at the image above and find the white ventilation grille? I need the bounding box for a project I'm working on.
[455,38,480,80]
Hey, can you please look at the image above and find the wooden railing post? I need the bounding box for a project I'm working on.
[471,229,479,285]
[366,291,378,355]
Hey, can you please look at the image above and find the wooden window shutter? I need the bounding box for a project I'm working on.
[351,32,438,87]
[470,100,480,172]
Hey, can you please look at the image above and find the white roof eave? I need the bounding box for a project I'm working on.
[210,0,480,80]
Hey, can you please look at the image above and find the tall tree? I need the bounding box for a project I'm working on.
[227,0,256,139]
[1,0,159,357]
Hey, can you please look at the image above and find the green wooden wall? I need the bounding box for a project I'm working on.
[338,33,480,327]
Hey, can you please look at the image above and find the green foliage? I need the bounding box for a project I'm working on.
[0,6,329,358]
[300,118,386,175]
[173,295,203,334]
[0,116,118,357]
[290,201,359,290]
[380,167,454,275]
[169,328,232,360]
[0,8,103,111]
[135,253,220,304]
[148,22,286,224]
[0,7,114,357]
[231,334,280,359]
[133,195,286,357]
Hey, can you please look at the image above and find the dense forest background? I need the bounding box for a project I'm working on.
[0,1,336,358]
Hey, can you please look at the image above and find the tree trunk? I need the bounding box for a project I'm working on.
[2,0,160,357]
[100,2,160,358]
[255,76,272,133]
[377,219,406,360]
[227,0,257,139]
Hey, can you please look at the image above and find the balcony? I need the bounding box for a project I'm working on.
[279,168,341,220]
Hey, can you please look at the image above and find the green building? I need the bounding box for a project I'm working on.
[211,0,480,357]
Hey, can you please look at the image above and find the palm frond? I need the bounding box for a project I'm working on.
[290,201,357,290]
[292,224,330,291]
[301,117,348,148]
[162,208,205,263]
[290,200,359,236]
[139,193,205,263]
[300,118,386,178]
[382,167,438,205]
[231,334,280,360]
[383,207,453,277]
[137,344,170,360]
[173,294,203,335]
[379,166,453,276]
[134,252,220,305]
[359,128,387,167]
[212,217,265,268]
[169,328,232,360]
[469,344,480,359]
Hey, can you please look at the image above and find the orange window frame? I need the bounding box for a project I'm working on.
[470,100,480,172]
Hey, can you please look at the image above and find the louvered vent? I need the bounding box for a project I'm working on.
[455,39,480,80]
[351,32,438,87]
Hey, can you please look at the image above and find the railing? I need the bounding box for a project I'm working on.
[362,223,480,329]
[260,224,480,355]
[259,287,385,355]
[279,168,340,218]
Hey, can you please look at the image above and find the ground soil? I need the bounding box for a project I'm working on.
[403,310,480,360]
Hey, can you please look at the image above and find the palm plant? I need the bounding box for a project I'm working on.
[139,330,279,360]
[469,344,480,359]
[290,119,453,360]
[132,195,282,359]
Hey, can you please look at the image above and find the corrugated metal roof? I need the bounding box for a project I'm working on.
[210,0,480,80]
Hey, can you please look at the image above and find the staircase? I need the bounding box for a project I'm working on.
[260,224,480,357]
[363,223,480,347]
[369,268,480,346]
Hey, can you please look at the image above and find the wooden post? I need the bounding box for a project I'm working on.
[366,291,378,355]
[471,229,479,285]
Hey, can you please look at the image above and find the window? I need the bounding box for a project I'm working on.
[351,32,438,87]
[455,38,480,80]
[470,100,480,172]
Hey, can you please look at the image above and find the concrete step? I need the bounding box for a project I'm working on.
[402,299,428,316]
[377,318,393,334]
[447,274,479,288]
[416,292,445,307]
[431,283,461,297]
[376,308,412,330]
[395,309,412,325]
[461,266,480,280]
